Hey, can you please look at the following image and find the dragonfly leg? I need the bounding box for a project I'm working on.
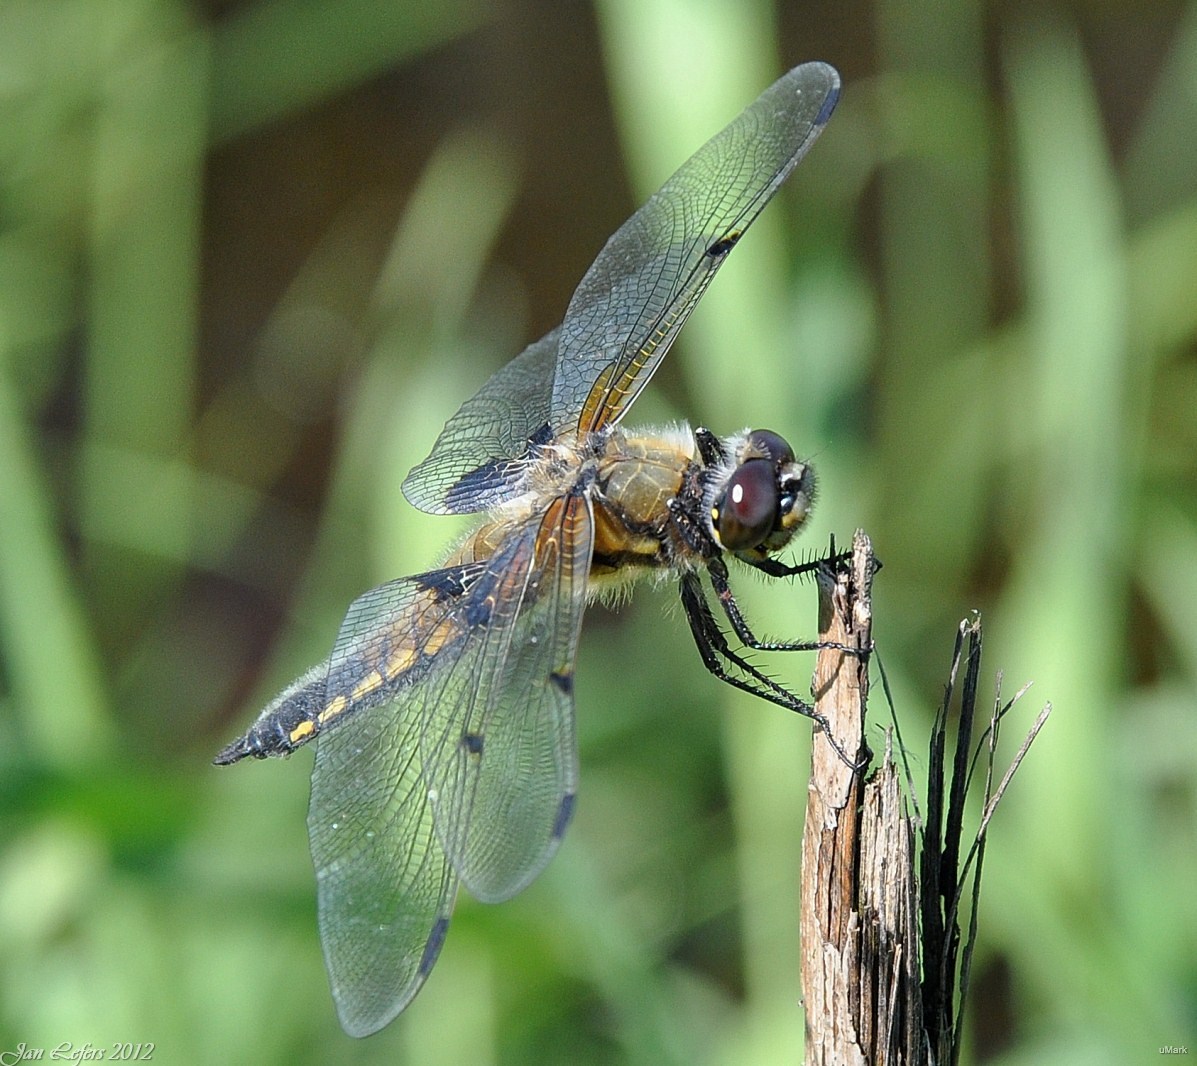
[678,571,862,769]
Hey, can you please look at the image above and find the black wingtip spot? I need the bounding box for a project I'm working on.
[418,917,451,977]
[549,670,574,696]
[553,793,576,839]
[815,84,840,127]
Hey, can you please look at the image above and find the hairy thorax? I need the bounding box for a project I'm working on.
[441,423,701,597]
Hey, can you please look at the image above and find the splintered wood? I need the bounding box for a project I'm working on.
[800,531,920,1066]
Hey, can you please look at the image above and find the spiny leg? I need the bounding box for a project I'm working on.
[740,531,851,580]
[678,571,860,769]
[706,555,858,656]
[679,571,817,709]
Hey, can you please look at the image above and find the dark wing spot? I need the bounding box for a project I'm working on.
[446,458,516,501]
[549,670,574,696]
[461,732,484,756]
[464,595,492,628]
[815,83,841,126]
[552,792,576,839]
[418,917,451,977]
[414,566,469,600]
[706,230,741,257]
[442,422,555,510]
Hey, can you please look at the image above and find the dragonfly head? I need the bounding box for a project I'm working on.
[709,429,815,557]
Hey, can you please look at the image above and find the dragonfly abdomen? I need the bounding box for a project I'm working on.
[214,580,475,764]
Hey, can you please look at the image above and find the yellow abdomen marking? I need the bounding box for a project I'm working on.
[289,718,316,743]
[314,693,349,729]
[350,669,385,702]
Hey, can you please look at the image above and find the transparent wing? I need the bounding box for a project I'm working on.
[307,495,592,1033]
[400,64,838,514]
[401,329,559,515]
[552,62,840,433]
[309,670,458,1038]
[422,492,593,901]
[399,64,838,516]
[308,572,477,1037]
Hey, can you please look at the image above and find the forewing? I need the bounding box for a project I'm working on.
[401,329,559,515]
[421,492,593,902]
[307,571,483,1036]
[400,64,839,511]
[551,62,840,433]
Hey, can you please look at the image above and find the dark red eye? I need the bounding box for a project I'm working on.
[746,429,794,467]
[713,459,778,551]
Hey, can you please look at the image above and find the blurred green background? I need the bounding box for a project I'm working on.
[2,0,1195,1062]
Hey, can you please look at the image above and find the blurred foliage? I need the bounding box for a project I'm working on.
[1,0,1195,1063]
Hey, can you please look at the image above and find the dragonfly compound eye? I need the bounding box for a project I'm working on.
[713,459,779,551]
[745,428,795,468]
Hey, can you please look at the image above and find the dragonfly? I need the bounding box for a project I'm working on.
[216,61,853,1037]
